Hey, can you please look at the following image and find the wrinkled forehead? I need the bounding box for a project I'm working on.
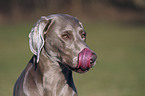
[48,14,83,29]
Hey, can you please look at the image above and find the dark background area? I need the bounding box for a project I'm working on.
[0,0,145,23]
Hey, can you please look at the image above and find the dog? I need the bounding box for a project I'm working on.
[13,14,97,96]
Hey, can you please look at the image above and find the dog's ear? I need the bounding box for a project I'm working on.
[29,16,54,63]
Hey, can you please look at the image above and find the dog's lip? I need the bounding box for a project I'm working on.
[75,68,88,73]
[74,62,96,73]
[67,61,95,73]
[66,64,88,73]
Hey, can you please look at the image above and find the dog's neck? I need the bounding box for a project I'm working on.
[35,49,77,96]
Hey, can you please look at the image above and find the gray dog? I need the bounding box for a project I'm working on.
[13,14,97,96]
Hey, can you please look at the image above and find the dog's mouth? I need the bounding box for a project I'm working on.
[74,48,97,73]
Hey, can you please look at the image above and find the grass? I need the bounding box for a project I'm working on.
[0,22,145,96]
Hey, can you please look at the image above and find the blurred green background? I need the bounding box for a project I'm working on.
[0,0,145,96]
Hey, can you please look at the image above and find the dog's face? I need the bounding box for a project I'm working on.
[44,14,97,73]
[29,14,97,73]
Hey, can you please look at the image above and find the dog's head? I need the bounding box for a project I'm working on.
[29,14,97,73]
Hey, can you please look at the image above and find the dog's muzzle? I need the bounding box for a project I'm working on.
[76,48,97,73]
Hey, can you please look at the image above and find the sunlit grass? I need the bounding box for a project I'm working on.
[0,22,145,96]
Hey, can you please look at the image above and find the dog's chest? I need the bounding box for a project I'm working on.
[42,71,77,96]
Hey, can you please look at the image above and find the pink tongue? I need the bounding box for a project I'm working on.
[78,48,92,71]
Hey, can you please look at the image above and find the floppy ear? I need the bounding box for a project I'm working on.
[29,16,53,63]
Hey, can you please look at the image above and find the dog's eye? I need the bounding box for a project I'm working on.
[81,31,86,39]
[61,33,70,40]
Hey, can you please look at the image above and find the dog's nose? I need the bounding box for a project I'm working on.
[90,52,97,67]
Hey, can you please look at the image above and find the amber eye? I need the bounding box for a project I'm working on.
[81,31,86,39]
[61,33,70,39]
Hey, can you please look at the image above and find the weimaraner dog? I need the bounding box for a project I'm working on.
[13,14,97,96]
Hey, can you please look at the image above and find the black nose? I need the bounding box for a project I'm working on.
[90,52,97,65]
